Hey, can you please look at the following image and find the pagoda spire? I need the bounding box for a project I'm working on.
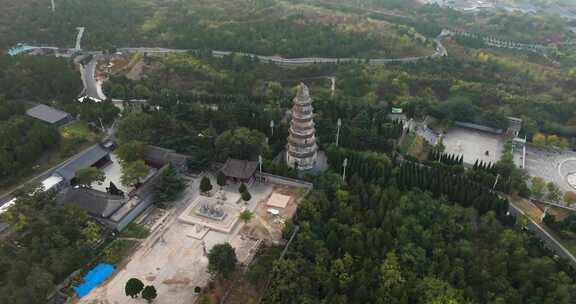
[286,83,318,170]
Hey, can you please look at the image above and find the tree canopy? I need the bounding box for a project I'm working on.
[208,243,238,279]
[264,173,576,303]
[215,127,269,161]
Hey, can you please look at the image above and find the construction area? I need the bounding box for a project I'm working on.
[77,174,309,304]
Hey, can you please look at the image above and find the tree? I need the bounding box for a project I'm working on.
[531,177,546,199]
[533,133,546,147]
[546,182,562,202]
[217,171,227,188]
[208,243,237,279]
[115,140,146,163]
[125,278,144,298]
[214,128,268,160]
[547,135,560,147]
[239,210,253,224]
[74,167,105,188]
[563,191,576,205]
[242,190,252,202]
[121,160,149,187]
[142,285,157,302]
[543,213,558,229]
[27,267,54,303]
[239,183,247,194]
[108,181,124,196]
[200,176,213,193]
[153,165,185,205]
[266,81,285,99]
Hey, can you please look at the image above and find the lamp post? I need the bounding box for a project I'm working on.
[342,158,348,181]
[258,155,263,183]
[493,174,500,191]
[336,118,342,147]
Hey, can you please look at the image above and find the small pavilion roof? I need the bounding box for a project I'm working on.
[220,158,258,180]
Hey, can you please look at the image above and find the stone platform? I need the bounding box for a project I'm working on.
[178,192,243,234]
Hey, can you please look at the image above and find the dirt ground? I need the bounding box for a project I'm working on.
[242,185,304,243]
[510,195,574,222]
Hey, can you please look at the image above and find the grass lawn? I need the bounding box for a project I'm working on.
[399,131,416,155]
[120,223,150,239]
[60,121,100,142]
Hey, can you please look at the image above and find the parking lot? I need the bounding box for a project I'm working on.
[519,145,576,193]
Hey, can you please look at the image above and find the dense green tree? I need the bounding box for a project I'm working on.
[121,160,149,187]
[142,285,157,302]
[125,278,144,298]
[239,183,247,194]
[241,190,252,202]
[74,167,106,188]
[115,140,146,163]
[153,165,185,206]
[208,243,238,279]
[546,182,562,202]
[215,127,268,161]
[200,176,213,193]
[216,171,227,188]
[531,177,546,199]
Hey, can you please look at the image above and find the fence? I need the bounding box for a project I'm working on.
[257,173,313,189]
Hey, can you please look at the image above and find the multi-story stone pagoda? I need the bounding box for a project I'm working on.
[286,83,318,170]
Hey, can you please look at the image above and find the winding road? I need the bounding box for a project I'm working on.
[21,28,449,100]
[74,30,448,100]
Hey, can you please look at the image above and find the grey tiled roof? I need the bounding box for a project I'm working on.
[56,144,110,181]
[61,188,125,218]
[26,104,70,124]
[220,158,258,179]
[144,145,188,168]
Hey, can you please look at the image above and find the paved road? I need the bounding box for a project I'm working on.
[80,55,107,100]
[75,27,85,51]
[117,32,447,65]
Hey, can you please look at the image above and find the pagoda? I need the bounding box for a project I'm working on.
[286,83,318,170]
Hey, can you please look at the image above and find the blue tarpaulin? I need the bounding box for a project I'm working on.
[73,263,115,298]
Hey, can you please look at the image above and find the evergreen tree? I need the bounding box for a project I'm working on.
[125,278,144,298]
[108,181,124,196]
[142,285,157,303]
[154,165,186,205]
[239,183,247,194]
[217,171,227,188]
[200,176,213,193]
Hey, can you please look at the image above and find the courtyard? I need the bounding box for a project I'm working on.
[442,127,504,165]
[77,174,307,304]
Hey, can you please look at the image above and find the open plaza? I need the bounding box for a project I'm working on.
[442,126,504,165]
[78,173,309,304]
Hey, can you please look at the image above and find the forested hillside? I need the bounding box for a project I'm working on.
[266,172,576,303]
[0,98,60,184]
[0,55,81,101]
[0,0,430,58]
